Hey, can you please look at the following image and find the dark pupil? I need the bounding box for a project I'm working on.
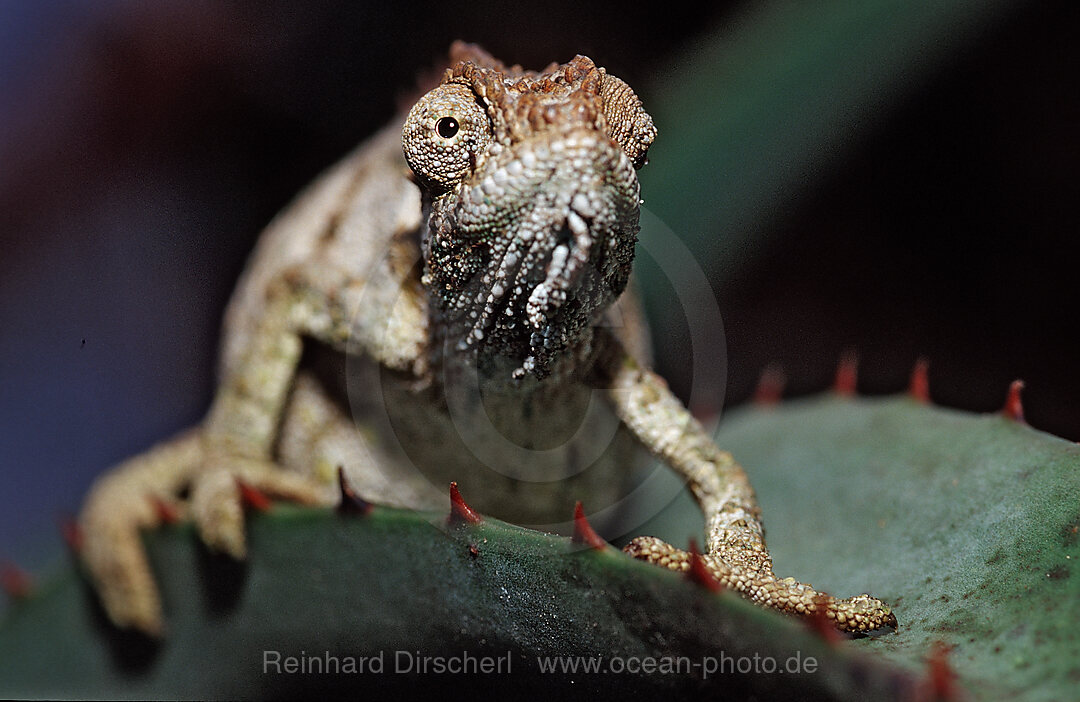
[436,117,459,139]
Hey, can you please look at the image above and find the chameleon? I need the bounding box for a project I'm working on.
[79,42,896,637]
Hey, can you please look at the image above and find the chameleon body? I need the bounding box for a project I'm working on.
[79,43,896,637]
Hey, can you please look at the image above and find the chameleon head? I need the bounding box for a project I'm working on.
[402,48,656,378]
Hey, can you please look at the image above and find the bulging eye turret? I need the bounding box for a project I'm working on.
[402,83,492,190]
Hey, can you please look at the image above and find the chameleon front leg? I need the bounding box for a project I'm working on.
[603,351,896,633]
[79,266,344,635]
[192,268,348,558]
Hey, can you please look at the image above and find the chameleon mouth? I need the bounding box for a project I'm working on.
[467,188,636,379]
[524,211,595,333]
[438,131,641,377]
[458,213,596,349]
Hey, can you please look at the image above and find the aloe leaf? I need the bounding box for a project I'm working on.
[643,394,1080,700]
[3,395,1078,699]
[0,504,914,699]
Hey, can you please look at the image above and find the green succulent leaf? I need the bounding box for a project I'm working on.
[642,394,1080,700]
[750,396,1080,699]
[3,395,1078,699]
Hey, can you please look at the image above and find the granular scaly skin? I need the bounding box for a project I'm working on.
[404,46,654,379]
[606,354,896,633]
[624,536,897,633]
[78,42,895,637]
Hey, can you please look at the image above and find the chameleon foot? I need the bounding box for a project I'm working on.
[80,433,332,636]
[189,456,331,559]
[624,536,896,633]
[80,431,202,636]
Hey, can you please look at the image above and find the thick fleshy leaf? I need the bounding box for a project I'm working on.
[3,395,1078,699]
[642,395,1080,699]
[0,502,914,699]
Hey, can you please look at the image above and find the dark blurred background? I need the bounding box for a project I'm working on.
[1,0,1076,571]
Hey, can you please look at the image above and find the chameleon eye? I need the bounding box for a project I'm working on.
[402,83,491,190]
[436,117,459,139]
[599,74,656,169]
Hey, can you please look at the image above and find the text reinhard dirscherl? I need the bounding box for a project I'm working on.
[262,650,820,677]
[263,650,512,675]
